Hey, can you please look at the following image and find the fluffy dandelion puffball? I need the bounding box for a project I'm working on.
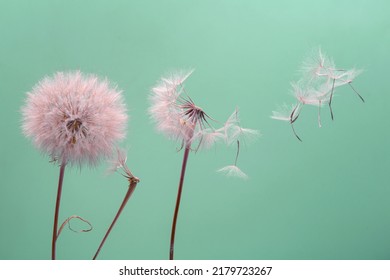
[22,71,128,166]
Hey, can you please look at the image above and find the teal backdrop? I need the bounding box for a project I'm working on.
[0,0,389,260]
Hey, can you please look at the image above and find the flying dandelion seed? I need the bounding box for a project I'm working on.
[272,48,364,141]
[218,140,249,180]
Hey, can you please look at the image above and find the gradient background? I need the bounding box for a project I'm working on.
[0,0,389,260]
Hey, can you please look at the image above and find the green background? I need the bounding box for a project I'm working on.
[0,0,389,260]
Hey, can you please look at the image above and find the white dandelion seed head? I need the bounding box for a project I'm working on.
[22,71,128,166]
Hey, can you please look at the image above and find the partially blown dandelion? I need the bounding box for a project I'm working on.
[272,49,364,141]
[149,70,257,259]
[21,71,127,259]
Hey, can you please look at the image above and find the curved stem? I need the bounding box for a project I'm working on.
[52,162,66,260]
[57,215,93,237]
[93,181,138,260]
[170,145,191,260]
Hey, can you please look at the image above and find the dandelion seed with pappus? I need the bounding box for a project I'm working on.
[272,48,364,141]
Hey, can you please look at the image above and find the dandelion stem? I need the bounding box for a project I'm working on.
[93,179,138,260]
[170,144,191,260]
[52,162,66,260]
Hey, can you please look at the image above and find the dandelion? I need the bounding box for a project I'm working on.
[149,70,257,259]
[21,71,127,259]
[93,147,139,260]
[272,48,364,140]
